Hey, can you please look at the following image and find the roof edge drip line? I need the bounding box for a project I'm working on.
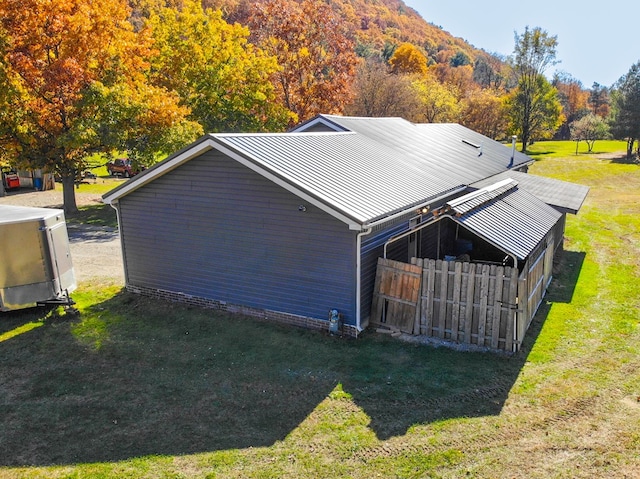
[361,185,468,231]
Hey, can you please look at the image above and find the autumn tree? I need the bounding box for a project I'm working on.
[589,82,610,118]
[570,113,610,153]
[610,61,640,159]
[411,76,462,123]
[433,63,475,99]
[388,42,428,76]
[473,53,516,91]
[553,72,589,139]
[248,0,358,123]
[508,26,560,151]
[461,89,509,139]
[346,57,419,117]
[0,0,201,214]
[147,0,293,133]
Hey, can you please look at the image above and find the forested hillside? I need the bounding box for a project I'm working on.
[4,0,631,211]
[206,0,491,73]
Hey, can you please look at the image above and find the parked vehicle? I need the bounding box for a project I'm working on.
[1,167,20,190]
[106,158,139,178]
[0,205,76,311]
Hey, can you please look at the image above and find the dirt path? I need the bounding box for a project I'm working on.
[0,190,124,285]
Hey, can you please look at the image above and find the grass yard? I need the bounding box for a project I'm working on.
[0,142,639,478]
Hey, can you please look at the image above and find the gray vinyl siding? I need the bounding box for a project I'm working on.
[359,221,410,322]
[117,150,358,325]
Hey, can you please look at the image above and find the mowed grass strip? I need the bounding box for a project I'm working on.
[1,141,639,478]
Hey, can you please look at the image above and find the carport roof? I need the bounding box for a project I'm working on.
[444,181,562,261]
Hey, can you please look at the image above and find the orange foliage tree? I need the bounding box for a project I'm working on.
[0,0,201,213]
[461,89,510,139]
[248,0,359,122]
[388,43,428,75]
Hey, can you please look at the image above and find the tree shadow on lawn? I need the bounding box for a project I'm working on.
[0,250,585,466]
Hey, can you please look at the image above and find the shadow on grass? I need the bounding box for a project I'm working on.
[0,249,585,466]
[548,250,586,303]
[66,203,118,228]
[606,155,640,165]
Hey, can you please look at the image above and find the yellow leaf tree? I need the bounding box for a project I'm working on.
[146,0,294,133]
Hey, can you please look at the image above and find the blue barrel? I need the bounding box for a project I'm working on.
[34,177,43,190]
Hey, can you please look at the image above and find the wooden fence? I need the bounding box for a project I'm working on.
[371,257,522,352]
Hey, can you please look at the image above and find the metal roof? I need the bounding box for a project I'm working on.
[104,115,550,229]
[297,115,532,183]
[446,186,562,260]
[215,132,462,224]
[447,178,518,215]
[471,170,589,214]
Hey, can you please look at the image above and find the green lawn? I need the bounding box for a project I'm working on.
[1,141,638,478]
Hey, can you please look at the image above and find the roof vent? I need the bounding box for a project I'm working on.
[462,139,483,156]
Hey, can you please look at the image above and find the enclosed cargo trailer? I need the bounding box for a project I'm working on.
[0,205,76,311]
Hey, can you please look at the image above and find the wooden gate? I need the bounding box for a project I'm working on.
[371,257,521,352]
[370,258,422,333]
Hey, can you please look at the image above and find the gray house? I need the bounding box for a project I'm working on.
[103,115,588,338]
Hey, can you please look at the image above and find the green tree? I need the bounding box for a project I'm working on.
[0,0,201,214]
[570,113,610,153]
[610,61,640,159]
[506,74,563,145]
[509,26,560,151]
[147,0,293,133]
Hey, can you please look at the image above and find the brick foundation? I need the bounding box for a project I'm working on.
[126,284,359,338]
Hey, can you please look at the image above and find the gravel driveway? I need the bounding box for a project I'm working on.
[0,189,124,285]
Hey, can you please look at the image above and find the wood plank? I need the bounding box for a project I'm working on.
[412,258,423,335]
[451,261,462,341]
[463,262,476,344]
[505,267,519,352]
[491,266,504,349]
[437,260,449,338]
[424,259,436,336]
[477,264,490,346]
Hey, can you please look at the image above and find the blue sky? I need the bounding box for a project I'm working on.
[403,0,639,88]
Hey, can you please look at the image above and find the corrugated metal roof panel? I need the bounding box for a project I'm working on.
[452,187,562,260]
[447,178,518,215]
[471,170,589,214]
[313,116,532,184]
[215,132,464,224]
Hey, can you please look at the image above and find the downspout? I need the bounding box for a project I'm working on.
[108,200,127,285]
[355,227,373,333]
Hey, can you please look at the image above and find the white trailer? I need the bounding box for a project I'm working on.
[0,205,76,311]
